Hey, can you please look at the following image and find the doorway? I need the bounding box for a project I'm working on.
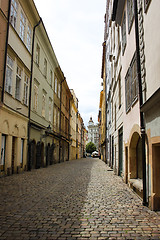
[12,137,16,174]
[1,135,6,171]
[152,144,160,210]
[111,136,114,168]
[118,127,123,176]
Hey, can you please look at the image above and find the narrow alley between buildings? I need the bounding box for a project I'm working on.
[0,158,160,240]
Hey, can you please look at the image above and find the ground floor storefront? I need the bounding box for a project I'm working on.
[0,106,28,176]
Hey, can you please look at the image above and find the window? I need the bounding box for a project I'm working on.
[121,11,127,55]
[54,106,57,129]
[27,25,32,51]
[115,104,116,131]
[42,92,46,117]
[10,0,18,29]
[33,83,38,111]
[20,139,24,166]
[144,0,151,13]
[125,53,138,112]
[5,55,13,94]
[125,69,132,112]
[127,0,134,33]
[50,70,53,86]
[23,74,29,105]
[57,109,60,130]
[20,11,25,41]
[112,100,113,122]
[58,83,61,98]
[44,58,47,78]
[15,66,22,100]
[49,98,52,122]
[1,135,6,170]
[131,53,138,102]
[55,77,57,94]
[118,75,121,108]
[36,44,40,66]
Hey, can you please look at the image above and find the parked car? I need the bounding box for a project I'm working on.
[86,153,91,157]
[91,151,99,158]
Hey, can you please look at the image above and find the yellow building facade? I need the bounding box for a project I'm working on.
[70,89,78,160]
[0,0,35,175]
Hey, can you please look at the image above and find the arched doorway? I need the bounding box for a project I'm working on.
[129,132,142,179]
[46,143,50,166]
[30,140,36,169]
[36,142,44,168]
[129,131,143,198]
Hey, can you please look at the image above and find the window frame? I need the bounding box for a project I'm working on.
[15,65,22,101]
[44,58,47,78]
[27,24,32,52]
[42,92,46,118]
[127,0,134,33]
[118,74,122,109]
[19,10,26,42]
[58,83,61,98]
[10,0,18,29]
[50,70,53,87]
[54,105,57,129]
[35,44,40,66]
[125,69,132,112]
[125,52,138,113]
[144,0,152,13]
[130,53,138,104]
[5,55,13,95]
[49,98,52,122]
[55,77,57,94]
[23,74,29,106]
[33,83,39,112]
[121,11,127,56]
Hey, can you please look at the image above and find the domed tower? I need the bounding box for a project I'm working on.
[88,116,94,126]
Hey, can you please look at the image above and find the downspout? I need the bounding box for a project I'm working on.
[134,0,147,206]
[68,97,71,161]
[59,77,65,163]
[1,0,11,103]
[27,18,42,171]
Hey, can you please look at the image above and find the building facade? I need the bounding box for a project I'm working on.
[70,89,78,160]
[0,0,34,175]
[87,117,99,151]
[101,0,160,210]
[140,0,160,210]
[28,16,58,169]
[60,78,72,162]
[0,0,86,177]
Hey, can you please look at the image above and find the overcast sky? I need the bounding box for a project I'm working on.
[34,0,106,128]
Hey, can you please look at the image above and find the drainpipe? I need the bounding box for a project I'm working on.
[59,77,65,163]
[134,0,147,206]
[1,0,11,103]
[68,97,71,161]
[27,18,42,171]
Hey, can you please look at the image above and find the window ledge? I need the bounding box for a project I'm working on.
[129,178,143,192]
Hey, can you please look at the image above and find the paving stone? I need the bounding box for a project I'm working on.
[0,158,160,239]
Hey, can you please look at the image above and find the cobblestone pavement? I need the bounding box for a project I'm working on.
[0,158,160,240]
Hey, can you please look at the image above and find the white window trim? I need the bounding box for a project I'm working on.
[15,65,22,101]
[5,55,13,94]
[23,74,29,106]
[19,10,26,42]
[10,0,18,29]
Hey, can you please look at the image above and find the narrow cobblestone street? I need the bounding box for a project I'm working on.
[0,158,160,240]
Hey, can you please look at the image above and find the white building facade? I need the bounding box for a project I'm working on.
[87,117,99,150]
